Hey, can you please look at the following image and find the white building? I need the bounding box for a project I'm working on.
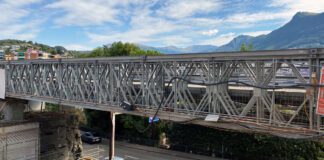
[0,46,10,50]
[0,49,4,59]
[10,45,20,51]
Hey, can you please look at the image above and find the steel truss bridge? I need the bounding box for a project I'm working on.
[1,48,324,139]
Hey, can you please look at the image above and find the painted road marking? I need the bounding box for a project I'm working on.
[125,155,139,159]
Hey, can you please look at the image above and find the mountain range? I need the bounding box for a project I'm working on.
[139,12,324,54]
[137,44,219,54]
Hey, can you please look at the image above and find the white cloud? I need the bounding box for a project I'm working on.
[87,4,186,44]
[225,12,290,24]
[0,0,41,24]
[46,0,150,26]
[222,0,324,26]
[156,36,192,46]
[202,29,219,36]
[63,44,93,51]
[0,21,41,40]
[0,0,41,40]
[3,0,41,6]
[44,0,302,47]
[266,0,324,23]
[46,0,119,26]
[242,30,271,37]
[157,0,222,19]
[200,32,236,46]
[87,20,182,44]
[270,0,324,13]
[180,17,224,27]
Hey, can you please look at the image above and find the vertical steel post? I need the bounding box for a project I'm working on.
[30,62,33,95]
[109,63,114,104]
[58,59,62,102]
[309,58,314,129]
[207,60,211,113]
[109,112,116,160]
[256,62,260,123]
[260,62,265,119]
[141,57,145,107]
[316,56,321,130]
[96,60,100,104]
[173,61,178,112]
[5,61,10,94]
[269,59,276,125]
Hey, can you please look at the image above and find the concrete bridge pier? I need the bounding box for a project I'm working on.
[0,99,27,121]
[28,100,44,111]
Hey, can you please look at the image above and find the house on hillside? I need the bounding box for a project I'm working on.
[0,45,10,50]
[41,52,54,59]
[53,54,63,59]
[10,45,20,51]
[14,52,25,60]
[5,53,15,61]
[2,47,59,60]
[26,48,55,60]
[25,48,40,59]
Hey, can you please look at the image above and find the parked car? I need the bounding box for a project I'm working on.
[81,132,102,144]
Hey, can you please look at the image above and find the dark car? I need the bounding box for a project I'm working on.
[81,132,102,144]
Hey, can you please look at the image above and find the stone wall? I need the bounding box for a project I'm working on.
[25,112,82,160]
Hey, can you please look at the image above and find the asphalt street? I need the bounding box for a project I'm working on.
[82,139,224,160]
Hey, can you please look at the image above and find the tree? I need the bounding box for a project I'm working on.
[108,42,138,56]
[240,43,253,52]
[4,48,11,55]
[248,44,253,51]
[80,41,161,58]
[91,47,105,57]
[54,46,67,55]
[240,43,247,51]
[168,123,323,159]
[67,50,82,58]
[50,49,58,55]
[131,49,160,56]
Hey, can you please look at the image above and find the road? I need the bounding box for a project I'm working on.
[82,139,224,160]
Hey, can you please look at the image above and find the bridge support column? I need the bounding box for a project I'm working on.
[109,112,116,160]
[28,100,44,111]
[1,99,26,121]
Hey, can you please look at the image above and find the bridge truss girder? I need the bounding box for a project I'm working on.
[1,48,324,138]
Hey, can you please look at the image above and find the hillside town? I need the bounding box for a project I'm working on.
[0,44,68,60]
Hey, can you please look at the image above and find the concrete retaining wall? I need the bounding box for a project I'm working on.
[0,122,39,160]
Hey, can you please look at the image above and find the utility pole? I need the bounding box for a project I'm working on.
[109,112,116,160]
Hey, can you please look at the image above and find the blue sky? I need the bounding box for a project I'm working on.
[0,0,323,50]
